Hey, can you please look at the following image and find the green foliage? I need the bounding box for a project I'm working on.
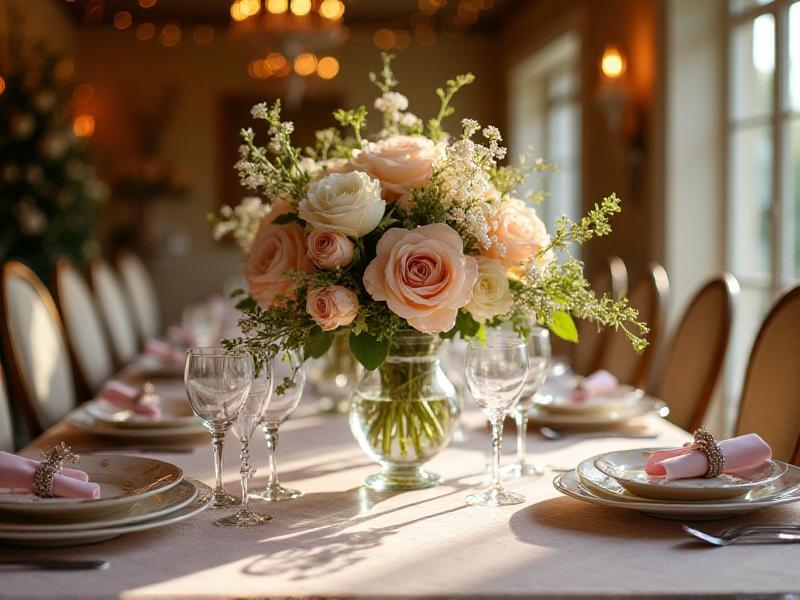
[427,73,475,141]
[369,52,399,94]
[304,327,334,359]
[349,331,391,371]
[550,310,579,343]
[333,106,368,148]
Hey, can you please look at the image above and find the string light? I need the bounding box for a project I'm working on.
[373,28,396,50]
[136,22,156,41]
[114,11,133,30]
[73,115,95,137]
[267,0,289,13]
[317,56,339,79]
[0,77,5,96]
[230,1,247,21]
[160,24,182,47]
[293,53,317,76]
[139,0,157,7]
[290,0,312,17]
[319,0,345,20]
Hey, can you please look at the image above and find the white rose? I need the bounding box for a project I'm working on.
[299,171,385,238]
[465,257,513,324]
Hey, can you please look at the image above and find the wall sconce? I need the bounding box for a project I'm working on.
[596,45,630,136]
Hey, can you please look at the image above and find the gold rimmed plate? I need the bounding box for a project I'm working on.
[67,407,206,441]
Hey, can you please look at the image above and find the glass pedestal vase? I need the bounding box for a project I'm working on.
[349,330,459,491]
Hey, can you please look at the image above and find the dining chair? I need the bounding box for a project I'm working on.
[735,286,800,464]
[656,274,738,431]
[89,259,139,366]
[117,251,162,341]
[572,256,628,374]
[0,362,14,452]
[597,263,669,388]
[0,261,77,434]
[54,258,115,395]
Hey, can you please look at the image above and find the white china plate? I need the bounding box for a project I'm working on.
[527,397,668,429]
[0,479,212,547]
[594,448,787,501]
[85,395,198,429]
[67,407,207,441]
[0,454,183,520]
[554,467,800,520]
[0,478,197,532]
[535,379,644,415]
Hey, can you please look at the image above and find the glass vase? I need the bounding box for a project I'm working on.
[307,332,362,414]
[349,330,460,491]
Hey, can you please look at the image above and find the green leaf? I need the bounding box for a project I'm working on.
[551,310,579,343]
[235,296,257,312]
[304,328,334,360]
[272,213,298,225]
[349,331,390,371]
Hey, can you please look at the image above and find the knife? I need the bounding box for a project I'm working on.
[0,559,110,570]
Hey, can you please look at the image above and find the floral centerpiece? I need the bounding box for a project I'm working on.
[215,54,647,490]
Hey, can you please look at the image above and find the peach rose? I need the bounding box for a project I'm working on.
[307,230,355,270]
[352,135,443,201]
[306,286,359,331]
[363,223,479,333]
[483,198,553,270]
[245,205,313,309]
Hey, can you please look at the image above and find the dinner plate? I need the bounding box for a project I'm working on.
[0,454,183,520]
[0,479,212,547]
[593,448,787,501]
[84,395,198,429]
[0,478,198,532]
[554,466,800,520]
[534,381,644,415]
[527,397,669,429]
[67,407,207,441]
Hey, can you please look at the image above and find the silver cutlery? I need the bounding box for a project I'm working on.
[683,524,800,546]
[0,559,110,570]
[538,426,658,441]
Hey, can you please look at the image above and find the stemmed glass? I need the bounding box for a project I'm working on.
[216,364,274,527]
[465,337,528,506]
[184,347,253,509]
[252,350,306,502]
[503,328,551,477]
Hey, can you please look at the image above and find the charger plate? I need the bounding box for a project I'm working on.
[84,395,198,429]
[554,465,800,521]
[0,479,212,547]
[0,478,197,532]
[0,454,183,520]
[534,383,644,415]
[594,448,787,501]
[67,407,206,440]
[527,397,669,430]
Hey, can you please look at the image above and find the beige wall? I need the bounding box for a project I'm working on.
[74,28,500,322]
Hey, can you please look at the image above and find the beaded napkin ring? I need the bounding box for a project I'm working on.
[32,442,80,498]
[686,427,725,478]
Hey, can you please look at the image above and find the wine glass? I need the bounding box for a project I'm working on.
[503,328,551,477]
[215,363,274,527]
[465,337,528,506]
[184,347,253,509]
[252,350,306,502]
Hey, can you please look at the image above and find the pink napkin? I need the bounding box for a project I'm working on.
[100,380,161,418]
[570,370,618,402]
[0,452,100,499]
[144,338,185,368]
[645,433,772,480]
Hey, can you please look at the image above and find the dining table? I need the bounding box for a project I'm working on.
[2,371,800,600]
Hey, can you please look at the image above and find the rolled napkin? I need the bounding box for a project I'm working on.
[0,451,100,499]
[645,433,772,480]
[144,338,186,368]
[570,370,619,402]
[100,380,162,418]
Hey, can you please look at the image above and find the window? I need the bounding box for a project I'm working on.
[725,0,800,418]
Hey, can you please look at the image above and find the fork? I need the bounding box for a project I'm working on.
[683,523,800,546]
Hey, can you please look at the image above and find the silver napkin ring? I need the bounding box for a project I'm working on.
[688,427,724,478]
[32,443,80,498]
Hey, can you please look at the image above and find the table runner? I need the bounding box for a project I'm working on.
[2,400,799,599]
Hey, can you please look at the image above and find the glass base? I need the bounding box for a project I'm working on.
[364,466,441,491]
[250,485,303,502]
[466,487,526,506]
[211,491,241,509]
[215,509,273,528]
[502,461,547,478]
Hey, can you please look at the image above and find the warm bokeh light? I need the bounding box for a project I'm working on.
[601,46,626,79]
[230,1,247,21]
[192,25,215,45]
[114,11,133,30]
[319,0,345,20]
[73,114,95,137]
[414,24,438,47]
[290,0,312,17]
[266,52,287,72]
[317,56,339,79]
[139,0,157,7]
[249,59,272,79]
[73,83,94,104]
[240,0,261,17]
[394,30,411,49]
[160,24,182,47]
[456,1,479,25]
[419,0,445,15]
[0,77,5,96]
[267,0,289,13]
[136,22,156,41]
[373,28,396,50]
[294,53,318,76]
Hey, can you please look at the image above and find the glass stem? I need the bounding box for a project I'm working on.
[240,440,251,514]
[490,417,503,490]
[211,430,226,500]
[515,404,528,465]
[264,426,280,489]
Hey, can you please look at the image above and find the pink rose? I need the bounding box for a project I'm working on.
[483,198,553,270]
[245,205,313,309]
[363,223,479,333]
[307,230,355,270]
[306,286,359,331]
[352,135,443,201]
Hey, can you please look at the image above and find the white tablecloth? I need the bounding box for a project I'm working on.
[3,399,800,599]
